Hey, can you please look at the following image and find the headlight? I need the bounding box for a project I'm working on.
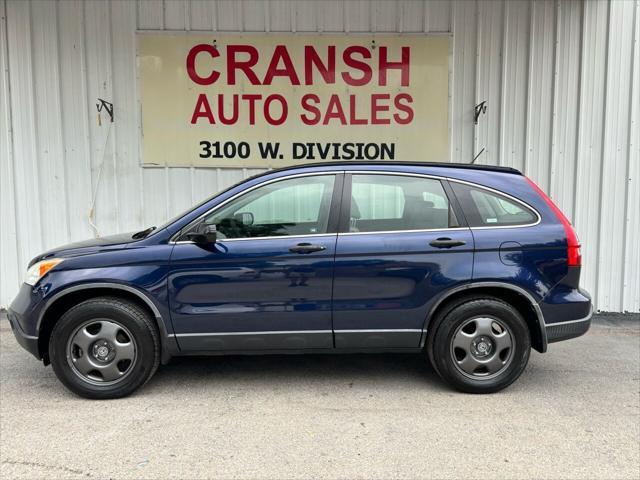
[25,258,63,286]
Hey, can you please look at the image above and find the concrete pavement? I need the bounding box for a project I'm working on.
[1,314,638,479]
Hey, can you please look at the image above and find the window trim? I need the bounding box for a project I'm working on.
[171,170,541,243]
[446,178,541,229]
[338,171,466,235]
[171,171,343,244]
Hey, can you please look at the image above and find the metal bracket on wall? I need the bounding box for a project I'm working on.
[474,100,487,125]
[96,98,114,125]
[472,100,488,164]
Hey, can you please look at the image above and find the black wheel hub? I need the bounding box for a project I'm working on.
[91,340,116,363]
[471,335,494,358]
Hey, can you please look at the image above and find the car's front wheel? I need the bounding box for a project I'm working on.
[428,296,531,393]
[49,297,160,399]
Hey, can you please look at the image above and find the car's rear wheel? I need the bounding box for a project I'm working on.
[427,296,531,393]
[49,297,160,399]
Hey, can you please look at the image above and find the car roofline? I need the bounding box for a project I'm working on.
[257,161,523,176]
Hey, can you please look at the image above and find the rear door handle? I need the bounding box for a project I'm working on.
[289,243,326,254]
[429,237,466,248]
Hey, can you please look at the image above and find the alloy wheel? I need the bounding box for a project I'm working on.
[450,316,514,379]
[66,319,137,386]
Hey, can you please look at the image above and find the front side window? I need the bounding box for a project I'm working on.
[451,182,538,227]
[196,175,336,239]
[348,174,456,233]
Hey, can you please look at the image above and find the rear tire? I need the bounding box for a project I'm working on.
[49,297,160,399]
[427,296,530,394]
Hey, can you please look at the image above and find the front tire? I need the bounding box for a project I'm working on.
[49,297,160,399]
[428,296,531,394]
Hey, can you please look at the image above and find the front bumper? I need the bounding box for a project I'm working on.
[6,309,40,359]
[7,282,46,359]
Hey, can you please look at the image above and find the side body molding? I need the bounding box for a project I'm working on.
[37,282,179,363]
[420,281,548,353]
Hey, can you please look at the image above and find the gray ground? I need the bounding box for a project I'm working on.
[0,313,638,480]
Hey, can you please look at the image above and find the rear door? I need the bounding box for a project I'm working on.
[332,173,474,349]
[447,180,564,292]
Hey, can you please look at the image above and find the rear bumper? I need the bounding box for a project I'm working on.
[542,287,593,345]
[545,305,592,343]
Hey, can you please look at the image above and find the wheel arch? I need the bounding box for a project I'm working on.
[37,283,175,365]
[421,282,547,353]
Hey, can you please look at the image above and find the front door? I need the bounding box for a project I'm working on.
[169,173,342,351]
[332,173,474,349]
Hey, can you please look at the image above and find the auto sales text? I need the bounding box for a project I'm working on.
[186,43,414,126]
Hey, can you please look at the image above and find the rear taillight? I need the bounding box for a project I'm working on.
[526,177,581,267]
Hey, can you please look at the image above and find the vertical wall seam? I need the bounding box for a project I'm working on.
[213,0,218,31]
[27,0,45,253]
[2,0,22,291]
[547,0,560,194]
[521,0,531,172]
[161,0,169,219]
[620,0,638,311]
[81,0,94,237]
[342,0,347,33]
[471,0,477,161]
[264,0,270,33]
[523,0,534,175]
[55,0,72,243]
[473,0,480,157]
[595,0,613,311]
[370,0,375,33]
[422,0,427,33]
[571,0,585,222]
[107,0,119,232]
[290,0,295,32]
[135,0,144,224]
[497,0,507,167]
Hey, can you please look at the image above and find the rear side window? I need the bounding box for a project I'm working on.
[451,182,538,227]
[348,174,458,233]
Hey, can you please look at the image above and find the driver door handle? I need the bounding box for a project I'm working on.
[289,243,326,254]
[429,237,466,248]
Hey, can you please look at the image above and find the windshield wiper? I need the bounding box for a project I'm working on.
[132,226,156,239]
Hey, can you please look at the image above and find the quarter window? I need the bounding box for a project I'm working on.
[451,182,537,227]
[199,175,336,239]
[348,174,457,232]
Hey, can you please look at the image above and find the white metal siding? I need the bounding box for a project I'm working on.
[0,0,638,312]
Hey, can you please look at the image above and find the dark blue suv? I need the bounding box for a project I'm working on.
[8,162,592,398]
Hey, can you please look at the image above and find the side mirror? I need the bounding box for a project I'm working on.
[184,224,217,244]
[202,224,217,243]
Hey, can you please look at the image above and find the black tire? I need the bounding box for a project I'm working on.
[426,296,531,394]
[49,297,160,399]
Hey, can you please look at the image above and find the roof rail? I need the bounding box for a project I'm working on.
[265,161,522,175]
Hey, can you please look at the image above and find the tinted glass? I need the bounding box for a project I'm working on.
[202,175,335,239]
[451,182,537,227]
[348,174,455,232]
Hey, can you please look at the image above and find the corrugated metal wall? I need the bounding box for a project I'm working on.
[0,0,638,312]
